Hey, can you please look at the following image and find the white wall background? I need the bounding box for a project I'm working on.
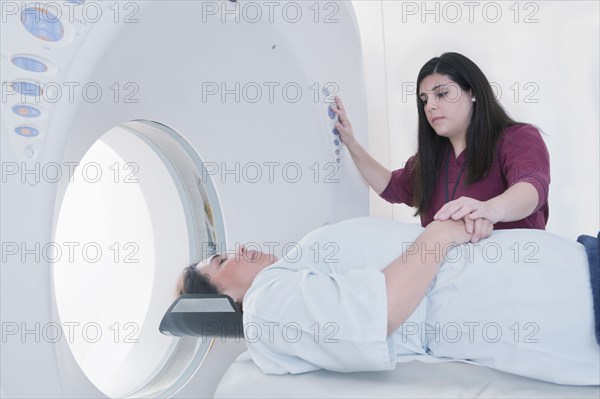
[352,0,599,240]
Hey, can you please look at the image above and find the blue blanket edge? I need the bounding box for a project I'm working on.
[577,232,600,346]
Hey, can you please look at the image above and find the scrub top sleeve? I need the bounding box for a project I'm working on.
[243,268,397,374]
[499,125,550,213]
[379,155,416,205]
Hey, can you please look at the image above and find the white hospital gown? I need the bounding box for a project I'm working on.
[242,217,600,385]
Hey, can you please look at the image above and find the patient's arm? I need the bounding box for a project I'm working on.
[383,219,471,335]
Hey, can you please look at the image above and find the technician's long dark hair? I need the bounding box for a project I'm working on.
[412,52,530,217]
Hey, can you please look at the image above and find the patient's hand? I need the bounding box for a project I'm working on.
[427,219,473,245]
[466,217,494,243]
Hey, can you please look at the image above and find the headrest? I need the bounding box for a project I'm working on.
[159,294,244,338]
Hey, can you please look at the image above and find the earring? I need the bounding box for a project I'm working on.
[471,97,476,102]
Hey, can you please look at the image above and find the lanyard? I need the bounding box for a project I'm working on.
[444,146,465,203]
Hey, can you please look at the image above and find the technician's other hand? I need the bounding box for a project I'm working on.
[331,96,357,149]
[434,196,503,225]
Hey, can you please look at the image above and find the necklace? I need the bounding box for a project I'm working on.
[444,146,466,203]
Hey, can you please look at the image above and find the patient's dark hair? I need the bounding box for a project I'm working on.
[176,263,220,296]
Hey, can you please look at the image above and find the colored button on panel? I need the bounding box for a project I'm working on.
[327,105,336,119]
[15,126,40,137]
[12,56,49,73]
[13,105,42,118]
[21,7,64,42]
[24,146,36,159]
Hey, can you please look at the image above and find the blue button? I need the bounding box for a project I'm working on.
[12,56,48,73]
[336,158,341,164]
[13,105,41,118]
[327,105,336,119]
[333,139,340,146]
[335,149,340,155]
[21,7,64,42]
[12,82,42,97]
[15,126,40,137]
[332,128,339,135]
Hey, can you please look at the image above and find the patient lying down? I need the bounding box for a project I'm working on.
[176,217,600,386]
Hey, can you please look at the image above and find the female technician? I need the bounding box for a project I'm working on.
[332,52,550,242]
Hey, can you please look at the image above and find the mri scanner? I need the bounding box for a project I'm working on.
[2,1,368,397]
[1,1,599,398]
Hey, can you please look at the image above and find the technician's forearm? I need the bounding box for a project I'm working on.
[490,182,539,222]
[345,141,392,194]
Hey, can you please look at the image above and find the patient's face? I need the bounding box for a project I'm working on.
[199,245,278,302]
